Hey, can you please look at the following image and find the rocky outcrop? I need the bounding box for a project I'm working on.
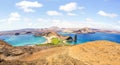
[0,40,25,60]
[15,33,20,35]
[34,32,43,36]
[26,32,32,34]
[35,31,73,43]
[0,40,120,65]
[59,35,73,41]
[74,27,95,34]
[7,48,24,56]
[42,31,60,37]
[0,40,58,62]
[0,40,12,49]
[34,31,59,37]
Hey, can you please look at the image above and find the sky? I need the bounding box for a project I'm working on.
[0,0,120,31]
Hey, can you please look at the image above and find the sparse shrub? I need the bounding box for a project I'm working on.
[51,38,62,45]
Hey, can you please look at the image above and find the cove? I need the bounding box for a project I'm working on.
[0,34,46,46]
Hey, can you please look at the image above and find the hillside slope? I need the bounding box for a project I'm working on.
[0,40,120,65]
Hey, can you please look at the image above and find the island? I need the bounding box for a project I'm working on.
[0,27,120,65]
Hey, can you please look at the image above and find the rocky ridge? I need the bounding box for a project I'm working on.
[0,40,120,65]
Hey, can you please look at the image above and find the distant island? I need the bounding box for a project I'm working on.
[0,27,120,65]
[0,27,120,35]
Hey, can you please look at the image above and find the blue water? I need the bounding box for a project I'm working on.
[59,32,120,44]
[0,32,120,46]
[0,34,46,46]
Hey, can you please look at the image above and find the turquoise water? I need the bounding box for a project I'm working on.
[0,32,120,46]
[0,34,46,46]
[59,32,120,44]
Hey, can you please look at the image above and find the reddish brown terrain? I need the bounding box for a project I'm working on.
[0,40,120,65]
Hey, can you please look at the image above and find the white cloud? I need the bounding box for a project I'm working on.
[59,2,77,12]
[16,1,43,12]
[28,23,33,26]
[86,18,94,22]
[8,12,21,22]
[97,10,118,18]
[46,11,62,16]
[23,18,31,22]
[0,19,6,22]
[52,19,61,23]
[1,16,120,31]
[118,21,120,24]
[51,19,120,30]
[67,13,77,16]
[37,18,43,21]
[52,19,75,28]
[0,12,21,23]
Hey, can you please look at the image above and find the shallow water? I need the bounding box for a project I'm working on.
[0,34,46,46]
[0,32,120,46]
[59,32,120,44]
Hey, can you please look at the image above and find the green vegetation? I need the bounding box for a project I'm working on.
[36,43,54,46]
[51,38,62,45]
[36,43,71,47]
[36,37,71,46]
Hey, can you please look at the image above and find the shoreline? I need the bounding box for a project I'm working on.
[0,31,120,47]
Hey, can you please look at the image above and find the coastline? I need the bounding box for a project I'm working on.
[0,28,120,65]
[1,30,120,47]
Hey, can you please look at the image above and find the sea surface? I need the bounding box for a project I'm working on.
[0,32,120,46]
[59,32,120,44]
[0,34,46,46]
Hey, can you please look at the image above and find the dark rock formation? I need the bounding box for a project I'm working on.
[26,32,32,34]
[15,33,20,35]
[0,58,4,63]
[73,34,77,42]
[59,36,73,41]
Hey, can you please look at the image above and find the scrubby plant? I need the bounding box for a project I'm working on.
[36,37,71,46]
[36,43,53,46]
[51,38,62,45]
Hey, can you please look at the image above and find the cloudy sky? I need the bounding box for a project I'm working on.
[0,0,120,31]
